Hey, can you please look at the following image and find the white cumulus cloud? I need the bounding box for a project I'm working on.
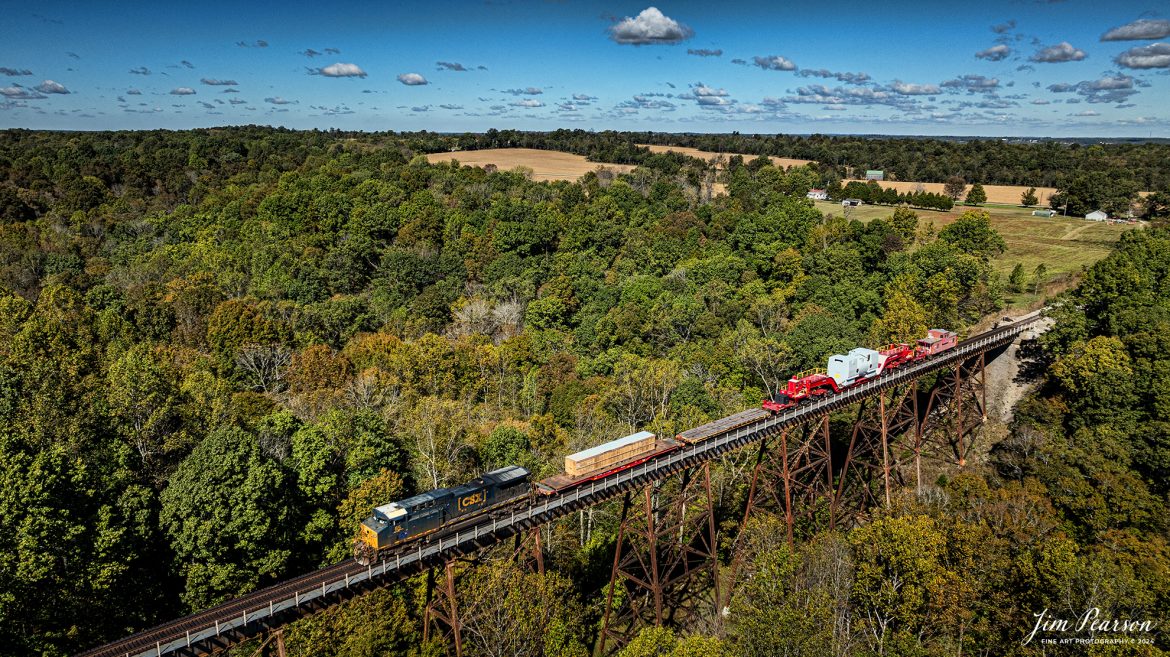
[319,63,367,78]
[1115,42,1170,69]
[1101,19,1170,41]
[1048,74,1141,103]
[890,80,940,95]
[753,55,796,71]
[0,85,45,100]
[169,87,196,95]
[941,74,1000,91]
[397,73,428,86]
[976,45,1011,61]
[1031,42,1087,63]
[34,80,69,94]
[798,69,870,84]
[691,83,729,97]
[609,7,693,45]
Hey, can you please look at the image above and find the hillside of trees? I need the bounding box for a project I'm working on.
[0,127,1165,656]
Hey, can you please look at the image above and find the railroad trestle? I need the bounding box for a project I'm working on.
[77,320,1028,657]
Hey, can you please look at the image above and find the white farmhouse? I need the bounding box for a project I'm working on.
[1085,210,1108,221]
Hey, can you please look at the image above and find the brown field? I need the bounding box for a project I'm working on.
[425,148,634,182]
[842,179,1058,206]
[638,144,814,169]
[428,147,1145,210]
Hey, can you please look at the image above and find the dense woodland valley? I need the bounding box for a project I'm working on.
[0,126,1168,656]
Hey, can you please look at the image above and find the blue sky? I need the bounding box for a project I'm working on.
[2,0,1169,136]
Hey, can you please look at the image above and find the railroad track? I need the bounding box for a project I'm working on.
[78,561,360,657]
[77,311,1043,657]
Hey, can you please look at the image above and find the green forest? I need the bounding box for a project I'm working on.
[0,127,1167,657]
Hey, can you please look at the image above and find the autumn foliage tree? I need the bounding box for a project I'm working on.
[868,276,929,345]
[943,176,966,201]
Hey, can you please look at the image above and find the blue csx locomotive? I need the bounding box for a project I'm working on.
[354,466,531,564]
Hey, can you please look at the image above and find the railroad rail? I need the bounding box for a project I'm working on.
[78,312,1042,657]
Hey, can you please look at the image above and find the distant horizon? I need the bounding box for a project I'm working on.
[5,123,1168,143]
[3,0,1169,137]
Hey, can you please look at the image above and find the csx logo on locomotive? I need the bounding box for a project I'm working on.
[458,490,486,510]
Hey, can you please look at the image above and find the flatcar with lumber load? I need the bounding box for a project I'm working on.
[537,431,679,495]
[565,430,656,475]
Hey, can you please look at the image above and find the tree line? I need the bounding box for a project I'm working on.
[836,179,956,211]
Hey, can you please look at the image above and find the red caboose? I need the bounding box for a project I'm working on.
[915,329,956,357]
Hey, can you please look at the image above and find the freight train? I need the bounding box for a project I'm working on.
[355,328,957,563]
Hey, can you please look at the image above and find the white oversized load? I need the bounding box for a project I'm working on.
[827,347,881,386]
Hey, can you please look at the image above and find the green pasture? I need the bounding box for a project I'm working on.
[813,200,1137,307]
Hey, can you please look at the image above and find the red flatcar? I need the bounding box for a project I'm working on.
[762,369,839,412]
[877,343,915,370]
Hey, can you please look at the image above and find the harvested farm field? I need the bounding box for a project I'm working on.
[425,148,634,182]
[428,148,1146,217]
[638,144,814,169]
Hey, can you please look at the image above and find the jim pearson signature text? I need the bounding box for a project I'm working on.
[1024,608,1158,645]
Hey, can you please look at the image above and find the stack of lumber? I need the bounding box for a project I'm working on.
[565,431,656,476]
